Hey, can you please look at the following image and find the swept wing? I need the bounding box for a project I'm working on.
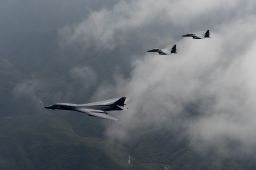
[77,108,118,121]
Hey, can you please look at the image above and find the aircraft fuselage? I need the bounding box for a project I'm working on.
[45,103,122,112]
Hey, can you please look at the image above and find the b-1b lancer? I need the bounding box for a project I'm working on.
[147,44,177,55]
[45,97,127,121]
[182,29,210,39]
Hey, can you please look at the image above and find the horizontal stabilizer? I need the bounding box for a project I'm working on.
[117,105,128,110]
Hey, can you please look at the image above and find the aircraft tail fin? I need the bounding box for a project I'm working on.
[171,44,177,54]
[114,97,126,106]
[204,29,210,38]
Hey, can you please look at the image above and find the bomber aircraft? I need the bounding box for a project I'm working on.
[45,97,127,121]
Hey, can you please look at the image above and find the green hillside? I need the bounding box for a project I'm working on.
[0,114,128,170]
[1,113,255,170]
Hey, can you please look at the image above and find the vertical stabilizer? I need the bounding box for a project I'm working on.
[114,97,126,106]
[204,29,210,38]
[171,44,177,54]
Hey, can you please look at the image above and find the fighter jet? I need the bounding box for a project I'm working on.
[182,29,210,39]
[147,44,177,55]
[44,97,127,121]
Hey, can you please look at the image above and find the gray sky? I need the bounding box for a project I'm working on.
[1,0,256,157]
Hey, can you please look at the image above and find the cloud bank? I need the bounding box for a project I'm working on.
[61,0,256,156]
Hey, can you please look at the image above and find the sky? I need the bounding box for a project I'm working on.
[1,0,256,157]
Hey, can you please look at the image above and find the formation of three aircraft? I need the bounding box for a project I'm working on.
[45,30,211,121]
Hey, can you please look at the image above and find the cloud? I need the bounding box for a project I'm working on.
[0,0,254,160]
[12,79,45,113]
[67,65,98,100]
[111,20,256,156]
[59,0,256,156]
[60,0,247,51]
[69,65,98,88]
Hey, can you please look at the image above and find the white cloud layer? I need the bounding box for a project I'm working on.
[61,0,256,155]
